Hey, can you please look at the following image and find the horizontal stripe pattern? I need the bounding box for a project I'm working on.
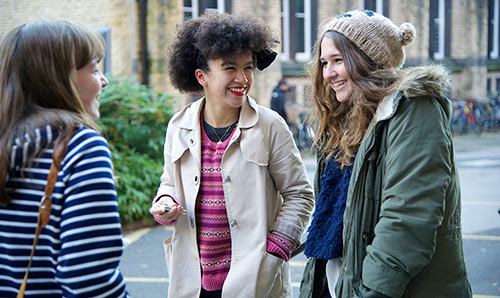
[0,126,128,297]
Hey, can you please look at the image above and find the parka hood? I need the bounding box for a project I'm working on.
[377,65,452,122]
[398,65,451,99]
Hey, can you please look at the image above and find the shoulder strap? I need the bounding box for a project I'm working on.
[17,130,75,298]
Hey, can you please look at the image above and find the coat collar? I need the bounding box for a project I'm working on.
[172,96,259,130]
[375,92,399,122]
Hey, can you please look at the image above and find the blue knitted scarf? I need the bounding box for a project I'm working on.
[304,158,353,260]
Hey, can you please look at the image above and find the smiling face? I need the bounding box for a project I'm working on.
[74,59,108,120]
[196,52,254,110]
[320,36,354,103]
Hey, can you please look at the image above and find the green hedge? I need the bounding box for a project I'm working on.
[98,76,176,224]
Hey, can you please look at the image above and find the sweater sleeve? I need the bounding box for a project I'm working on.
[266,232,296,261]
[56,128,128,297]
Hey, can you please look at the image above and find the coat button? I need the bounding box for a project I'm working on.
[230,220,237,228]
[189,138,195,145]
[193,176,199,185]
[223,176,231,183]
[190,216,195,228]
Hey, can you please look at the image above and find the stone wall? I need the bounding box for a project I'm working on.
[450,0,488,99]
[0,0,140,81]
[0,0,494,104]
[146,0,182,95]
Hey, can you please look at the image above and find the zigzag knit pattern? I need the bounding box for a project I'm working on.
[196,125,236,291]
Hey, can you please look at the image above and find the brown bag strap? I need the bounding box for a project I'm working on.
[17,130,75,298]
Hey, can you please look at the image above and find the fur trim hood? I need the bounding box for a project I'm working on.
[376,65,452,122]
[398,65,451,99]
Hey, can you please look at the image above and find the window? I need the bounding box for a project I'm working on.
[281,0,314,62]
[95,27,111,74]
[204,0,224,14]
[489,0,500,59]
[360,0,389,16]
[183,0,229,19]
[429,0,450,60]
[183,0,198,20]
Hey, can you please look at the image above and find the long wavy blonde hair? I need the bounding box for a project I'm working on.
[309,30,401,168]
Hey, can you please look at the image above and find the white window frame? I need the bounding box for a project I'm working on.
[281,0,291,61]
[217,0,225,13]
[183,0,225,19]
[218,0,225,13]
[359,0,384,14]
[433,0,446,60]
[295,0,312,61]
[183,0,199,19]
[204,0,225,14]
[491,0,500,59]
[281,0,312,62]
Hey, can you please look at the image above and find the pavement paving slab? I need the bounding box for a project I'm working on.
[121,132,500,298]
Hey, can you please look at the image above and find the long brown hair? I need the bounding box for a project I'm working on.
[0,20,104,204]
[309,30,401,168]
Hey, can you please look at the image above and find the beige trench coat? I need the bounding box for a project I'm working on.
[157,96,314,298]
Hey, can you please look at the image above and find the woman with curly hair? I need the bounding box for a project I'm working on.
[149,13,314,298]
[300,10,471,298]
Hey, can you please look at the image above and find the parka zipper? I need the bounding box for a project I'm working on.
[342,129,377,260]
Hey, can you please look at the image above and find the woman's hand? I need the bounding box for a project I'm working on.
[150,196,185,222]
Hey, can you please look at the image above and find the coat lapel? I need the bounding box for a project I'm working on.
[170,98,205,170]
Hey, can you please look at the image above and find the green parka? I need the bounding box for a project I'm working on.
[336,66,472,298]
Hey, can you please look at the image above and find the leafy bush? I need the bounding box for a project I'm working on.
[99,76,176,224]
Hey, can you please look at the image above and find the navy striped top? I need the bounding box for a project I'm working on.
[0,126,129,297]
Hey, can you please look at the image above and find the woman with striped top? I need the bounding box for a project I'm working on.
[149,13,314,298]
[0,20,128,297]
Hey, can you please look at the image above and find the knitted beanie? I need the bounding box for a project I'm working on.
[322,9,416,69]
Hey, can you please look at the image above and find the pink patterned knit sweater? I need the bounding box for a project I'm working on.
[196,125,296,291]
[196,127,234,291]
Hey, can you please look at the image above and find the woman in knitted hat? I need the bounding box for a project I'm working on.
[149,13,314,298]
[300,9,472,298]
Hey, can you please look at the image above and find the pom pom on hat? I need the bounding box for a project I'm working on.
[399,23,416,46]
[322,9,416,69]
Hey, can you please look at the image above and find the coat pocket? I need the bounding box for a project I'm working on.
[256,252,286,298]
[239,128,269,166]
[163,236,173,277]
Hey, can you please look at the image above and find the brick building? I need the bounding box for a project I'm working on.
[284,0,498,108]
[1,0,499,111]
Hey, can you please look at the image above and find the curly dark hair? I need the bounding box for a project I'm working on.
[167,13,277,93]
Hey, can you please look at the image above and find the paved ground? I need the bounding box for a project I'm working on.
[121,132,500,298]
